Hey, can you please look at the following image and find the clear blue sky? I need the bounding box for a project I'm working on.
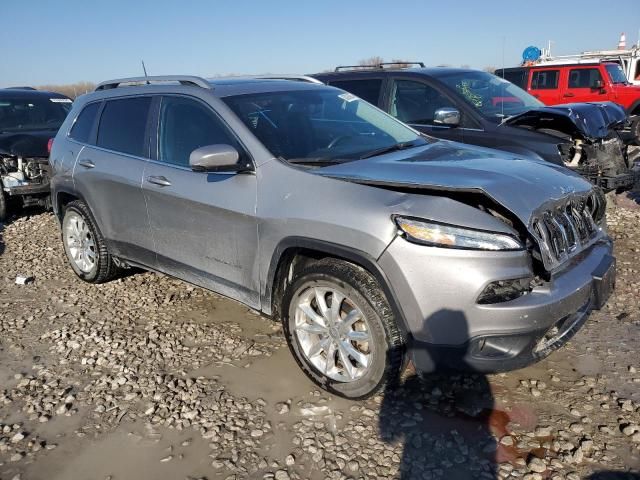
[3,0,640,87]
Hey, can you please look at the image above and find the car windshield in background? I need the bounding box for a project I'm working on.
[0,96,71,132]
[437,71,544,122]
[223,89,426,164]
[605,64,628,84]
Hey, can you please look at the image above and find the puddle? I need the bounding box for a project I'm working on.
[19,422,213,480]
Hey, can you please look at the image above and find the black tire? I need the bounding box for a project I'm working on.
[0,188,7,223]
[281,258,405,399]
[61,200,118,283]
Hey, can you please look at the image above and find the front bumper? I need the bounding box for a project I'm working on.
[378,237,615,373]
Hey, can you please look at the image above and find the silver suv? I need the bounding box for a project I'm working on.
[50,75,616,399]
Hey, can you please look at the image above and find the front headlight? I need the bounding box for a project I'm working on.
[394,216,523,251]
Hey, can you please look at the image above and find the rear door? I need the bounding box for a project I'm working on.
[142,95,260,307]
[563,66,608,103]
[72,96,155,265]
[387,78,464,142]
[528,68,561,105]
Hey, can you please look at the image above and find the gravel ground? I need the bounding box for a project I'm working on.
[0,199,639,480]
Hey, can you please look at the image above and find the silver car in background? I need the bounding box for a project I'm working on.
[49,76,615,399]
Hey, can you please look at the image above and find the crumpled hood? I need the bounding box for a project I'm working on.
[315,141,593,226]
[0,130,53,157]
[504,101,627,140]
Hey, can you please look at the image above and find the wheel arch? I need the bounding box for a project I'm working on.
[627,100,640,116]
[263,237,411,342]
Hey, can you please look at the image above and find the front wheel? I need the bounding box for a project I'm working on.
[282,258,405,399]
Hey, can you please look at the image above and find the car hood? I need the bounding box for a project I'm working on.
[314,141,593,226]
[503,101,627,140]
[0,129,57,157]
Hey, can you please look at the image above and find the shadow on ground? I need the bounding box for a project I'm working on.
[586,473,640,479]
[379,310,498,479]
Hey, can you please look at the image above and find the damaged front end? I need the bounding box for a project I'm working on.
[505,102,638,192]
[0,151,52,211]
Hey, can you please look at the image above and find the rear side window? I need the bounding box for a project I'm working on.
[97,97,151,157]
[531,70,559,89]
[158,96,238,167]
[568,68,602,88]
[496,69,528,89]
[69,102,100,143]
[328,79,383,105]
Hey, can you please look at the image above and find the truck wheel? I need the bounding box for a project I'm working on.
[0,188,7,222]
[61,200,118,283]
[281,258,405,399]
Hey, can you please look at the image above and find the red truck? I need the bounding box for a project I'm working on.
[496,61,640,139]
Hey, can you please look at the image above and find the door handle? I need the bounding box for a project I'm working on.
[563,92,575,97]
[147,175,172,187]
[78,159,95,169]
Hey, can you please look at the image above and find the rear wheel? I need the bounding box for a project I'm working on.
[62,201,118,283]
[281,258,405,399]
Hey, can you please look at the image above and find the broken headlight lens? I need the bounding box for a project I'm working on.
[394,217,523,251]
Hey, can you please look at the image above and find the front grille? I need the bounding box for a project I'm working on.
[530,190,605,271]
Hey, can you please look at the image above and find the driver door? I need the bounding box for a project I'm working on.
[142,95,260,308]
[387,79,463,142]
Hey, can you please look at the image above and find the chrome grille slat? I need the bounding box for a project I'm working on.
[530,190,605,271]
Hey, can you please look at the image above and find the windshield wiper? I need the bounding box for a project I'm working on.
[287,157,343,166]
[359,141,421,160]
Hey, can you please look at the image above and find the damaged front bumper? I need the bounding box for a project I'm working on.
[378,236,615,374]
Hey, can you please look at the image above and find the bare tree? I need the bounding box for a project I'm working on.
[359,56,385,67]
[37,81,96,99]
[483,66,497,73]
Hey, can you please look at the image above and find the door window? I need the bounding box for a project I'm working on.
[97,97,151,157]
[530,70,559,89]
[328,79,383,105]
[390,80,455,125]
[158,96,238,168]
[69,102,100,143]
[567,68,602,88]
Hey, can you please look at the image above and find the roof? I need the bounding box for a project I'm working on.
[311,66,485,80]
[0,88,70,99]
[206,77,326,96]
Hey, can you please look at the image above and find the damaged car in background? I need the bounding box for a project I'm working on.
[312,66,639,192]
[0,87,72,221]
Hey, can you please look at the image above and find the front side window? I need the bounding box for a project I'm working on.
[158,96,238,167]
[97,97,151,157]
[223,88,425,165]
[436,70,544,122]
[568,68,602,88]
[0,96,71,132]
[69,102,100,143]
[530,70,559,89]
[328,79,383,105]
[390,80,457,125]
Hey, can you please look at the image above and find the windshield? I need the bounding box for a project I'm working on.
[605,63,628,84]
[223,88,426,164]
[437,70,544,122]
[0,96,72,132]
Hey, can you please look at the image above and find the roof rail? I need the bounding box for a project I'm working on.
[334,62,425,72]
[253,74,323,84]
[5,86,37,90]
[95,75,212,91]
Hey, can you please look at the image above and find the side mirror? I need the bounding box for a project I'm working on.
[189,144,243,172]
[592,79,604,89]
[433,107,461,127]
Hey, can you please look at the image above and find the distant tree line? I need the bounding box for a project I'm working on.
[36,81,96,99]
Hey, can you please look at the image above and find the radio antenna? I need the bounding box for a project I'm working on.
[141,60,149,84]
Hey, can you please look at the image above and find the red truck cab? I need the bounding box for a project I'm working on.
[496,62,640,117]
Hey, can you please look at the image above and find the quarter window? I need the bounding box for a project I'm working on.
[328,79,383,105]
[568,68,602,88]
[531,70,559,89]
[390,80,456,125]
[69,102,100,144]
[158,96,238,168]
[97,97,151,157]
